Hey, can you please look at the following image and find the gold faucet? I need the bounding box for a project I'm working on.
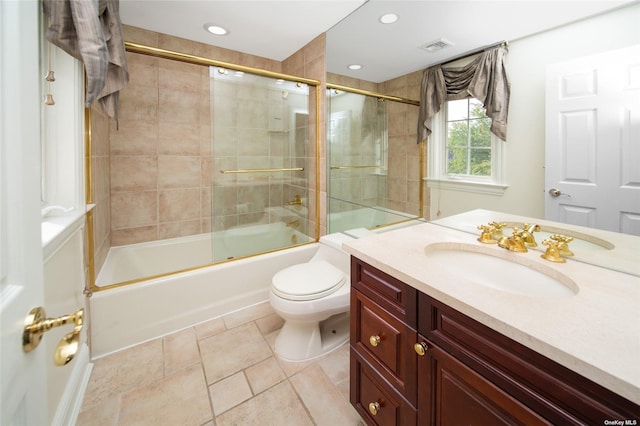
[498,227,528,252]
[477,224,498,244]
[520,223,541,247]
[541,239,566,263]
[286,219,300,228]
[488,221,507,238]
[285,195,302,209]
[551,234,574,257]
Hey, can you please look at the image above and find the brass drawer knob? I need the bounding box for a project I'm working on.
[414,342,429,356]
[368,401,381,416]
[369,335,381,347]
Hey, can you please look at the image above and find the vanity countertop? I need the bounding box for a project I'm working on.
[342,220,640,405]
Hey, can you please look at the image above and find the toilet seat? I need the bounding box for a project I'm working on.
[272,260,346,301]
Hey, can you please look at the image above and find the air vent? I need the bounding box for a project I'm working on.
[421,38,454,52]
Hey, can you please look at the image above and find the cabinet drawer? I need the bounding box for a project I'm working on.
[351,257,417,327]
[352,289,417,404]
[419,293,640,424]
[351,349,417,426]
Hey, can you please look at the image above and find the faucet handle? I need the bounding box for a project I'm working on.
[550,234,574,257]
[488,221,507,237]
[541,239,566,263]
[477,224,498,244]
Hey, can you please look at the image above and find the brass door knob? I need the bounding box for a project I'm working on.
[368,401,381,416]
[414,342,429,356]
[369,335,381,347]
[23,307,84,366]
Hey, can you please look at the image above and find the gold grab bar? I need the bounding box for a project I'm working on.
[330,165,386,170]
[221,167,304,174]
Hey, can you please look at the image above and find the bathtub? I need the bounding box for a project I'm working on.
[96,222,311,286]
[90,223,315,357]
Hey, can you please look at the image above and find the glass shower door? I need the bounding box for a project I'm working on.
[209,68,313,261]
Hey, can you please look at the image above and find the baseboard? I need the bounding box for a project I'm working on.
[51,343,93,426]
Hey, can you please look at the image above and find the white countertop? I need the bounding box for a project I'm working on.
[342,219,640,405]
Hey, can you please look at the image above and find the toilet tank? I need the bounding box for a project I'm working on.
[311,233,354,275]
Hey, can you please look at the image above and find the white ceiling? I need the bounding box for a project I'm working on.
[120,0,637,83]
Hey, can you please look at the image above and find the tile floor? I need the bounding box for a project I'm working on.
[77,302,364,426]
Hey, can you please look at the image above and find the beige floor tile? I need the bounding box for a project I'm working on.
[118,364,212,426]
[76,395,120,426]
[215,381,313,426]
[318,343,350,385]
[199,322,272,384]
[244,356,286,394]
[209,371,253,415]
[163,327,200,375]
[255,312,285,335]
[82,339,164,409]
[222,301,274,329]
[290,364,363,426]
[194,317,226,340]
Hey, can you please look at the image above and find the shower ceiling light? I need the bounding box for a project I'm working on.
[348,64,362,70]
[204,23,229,36]
[379,13,398,24]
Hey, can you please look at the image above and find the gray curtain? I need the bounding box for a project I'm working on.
[417,45,510,143]
[42,0,129,122]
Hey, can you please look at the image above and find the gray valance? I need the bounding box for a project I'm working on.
[417,45,510,143]
[42,0,129,122]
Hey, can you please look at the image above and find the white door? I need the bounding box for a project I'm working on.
[0,1,49,424]
[545,44,640,235]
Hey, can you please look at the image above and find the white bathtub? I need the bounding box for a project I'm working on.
[90,223,315,357]
[96,222,310,286]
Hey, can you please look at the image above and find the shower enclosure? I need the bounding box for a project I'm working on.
[326,84,423,233]
[91,43,319,289]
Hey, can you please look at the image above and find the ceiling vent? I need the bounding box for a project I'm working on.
[421,38,454,52]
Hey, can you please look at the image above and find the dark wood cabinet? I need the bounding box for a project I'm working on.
[350,257,640,426]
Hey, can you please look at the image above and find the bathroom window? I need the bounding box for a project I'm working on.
[427,97,506,194]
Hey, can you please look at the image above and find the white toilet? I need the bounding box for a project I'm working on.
[269,233,354,362]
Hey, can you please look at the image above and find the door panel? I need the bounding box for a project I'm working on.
[545,45,640,235]
[0,1,48,424]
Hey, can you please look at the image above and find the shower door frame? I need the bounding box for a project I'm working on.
[85,42,322,292]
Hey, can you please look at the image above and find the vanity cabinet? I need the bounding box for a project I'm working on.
[350,257,640,426]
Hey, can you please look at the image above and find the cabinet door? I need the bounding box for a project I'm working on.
[417,337,551,426]
[351,349,417,426]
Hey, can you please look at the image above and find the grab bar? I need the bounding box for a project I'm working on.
[220,167,304,174]
[330,165,386,170]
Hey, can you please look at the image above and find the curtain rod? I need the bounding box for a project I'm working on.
[439,40,508,67]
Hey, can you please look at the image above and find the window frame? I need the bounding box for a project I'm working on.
[426,97,507,195]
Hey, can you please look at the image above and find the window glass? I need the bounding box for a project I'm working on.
[445,98,492,177]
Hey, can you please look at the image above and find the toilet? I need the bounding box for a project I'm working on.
[269,233,354,361]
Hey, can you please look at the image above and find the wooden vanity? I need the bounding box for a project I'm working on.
[350,257,640,425]
[344,217,640,426]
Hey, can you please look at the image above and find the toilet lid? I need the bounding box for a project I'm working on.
[272,260,346,301]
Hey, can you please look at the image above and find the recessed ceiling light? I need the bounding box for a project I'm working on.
[204,23,229,36]
[348,64,362,70]
[379,13,398,24]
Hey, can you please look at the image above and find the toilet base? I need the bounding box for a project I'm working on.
[274,312,349,362]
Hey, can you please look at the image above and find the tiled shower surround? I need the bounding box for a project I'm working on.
[90,25,325,276]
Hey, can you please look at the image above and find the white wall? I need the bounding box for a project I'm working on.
[429,3,640,220]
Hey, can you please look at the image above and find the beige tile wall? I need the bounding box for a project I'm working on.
[90,105,112,275]
[108,26,286,246]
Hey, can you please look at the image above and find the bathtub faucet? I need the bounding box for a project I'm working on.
[285,195,303,208]
[286,219,301,228]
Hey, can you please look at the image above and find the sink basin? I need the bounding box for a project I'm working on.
[424,243,579,297]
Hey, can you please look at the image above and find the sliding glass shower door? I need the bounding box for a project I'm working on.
[210,68,313,261]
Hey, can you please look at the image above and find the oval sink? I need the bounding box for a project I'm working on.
[424,243,579,297]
